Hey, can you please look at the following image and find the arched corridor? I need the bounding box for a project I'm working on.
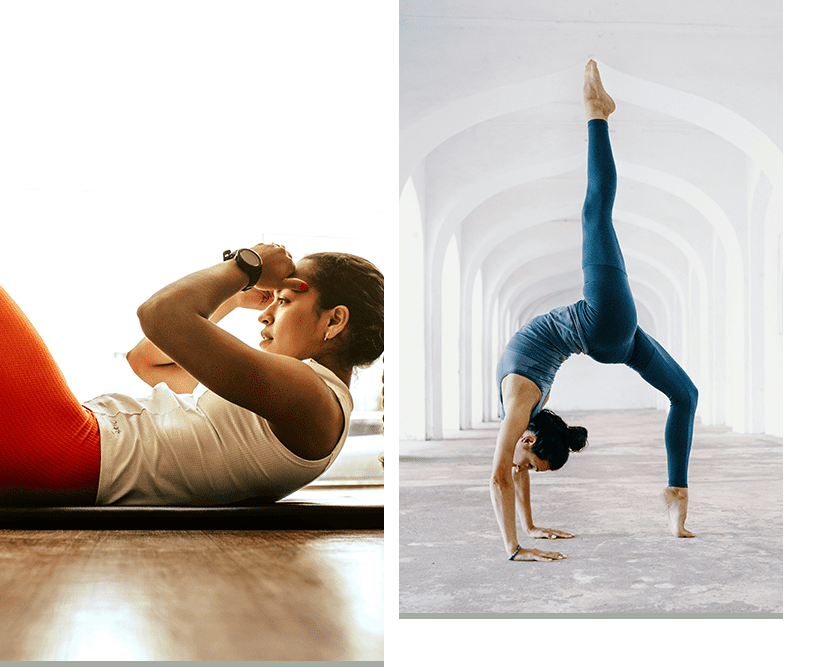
[400,1,782,439]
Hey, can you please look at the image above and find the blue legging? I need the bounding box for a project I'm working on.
[576,119,698,488]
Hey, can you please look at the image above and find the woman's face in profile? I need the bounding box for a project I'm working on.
[258,260,324,359]
[512,431,550,473]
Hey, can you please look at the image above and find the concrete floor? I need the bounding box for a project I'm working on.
[399,409,782,615]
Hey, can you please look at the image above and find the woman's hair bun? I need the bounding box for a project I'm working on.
[567,426,588,452]
[527,409,588,471]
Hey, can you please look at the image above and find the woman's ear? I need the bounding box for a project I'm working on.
[325,305,350,339]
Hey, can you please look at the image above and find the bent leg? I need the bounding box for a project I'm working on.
[627,328,697,537]
[627,328,698,488]
[0,286,100,502]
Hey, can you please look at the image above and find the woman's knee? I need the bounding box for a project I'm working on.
[676,380,698,413]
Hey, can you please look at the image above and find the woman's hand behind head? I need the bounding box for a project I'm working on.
[250,243,303,291]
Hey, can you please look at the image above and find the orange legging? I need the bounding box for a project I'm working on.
[0,285,100,494]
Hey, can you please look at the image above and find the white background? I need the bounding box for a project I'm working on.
[0,0,393,406]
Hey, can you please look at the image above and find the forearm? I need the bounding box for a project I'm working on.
[139,262,247,327]
[127,263,246,390]
[490,477,520,555]
[513,469,535,533]
[128,284,240,369]
[490,413,528,556]
[137,262,249,358]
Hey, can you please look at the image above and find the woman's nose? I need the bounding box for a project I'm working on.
[258,303,275,325]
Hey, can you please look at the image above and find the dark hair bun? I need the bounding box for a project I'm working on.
[526,409,588,471]
[567,426,588,452]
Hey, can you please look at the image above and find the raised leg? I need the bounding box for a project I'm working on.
[582,119,623,270]
[581,61,621,270]
[0,285,100,503]
[579,62,637,359]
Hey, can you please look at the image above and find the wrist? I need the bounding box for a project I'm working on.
[223,247,263,291]
[218,256,254,286]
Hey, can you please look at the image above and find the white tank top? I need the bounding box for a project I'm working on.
[82,359,353,506]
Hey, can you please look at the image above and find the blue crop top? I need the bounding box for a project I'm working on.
[496,303,587,418]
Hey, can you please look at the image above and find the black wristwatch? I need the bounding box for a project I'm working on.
[223,248,262,291]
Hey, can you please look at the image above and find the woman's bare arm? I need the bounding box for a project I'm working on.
[513,468,576,540]
[135,245,343,460]
[126,289,272,393]
[491,375,566,562]
[512,467,534,533]
[490,409,528,556]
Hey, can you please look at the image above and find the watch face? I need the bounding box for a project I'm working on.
[239,249,261,266]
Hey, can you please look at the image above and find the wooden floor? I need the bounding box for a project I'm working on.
[0,528,383,661]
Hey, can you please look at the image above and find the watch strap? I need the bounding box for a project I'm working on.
[223,248,262,291]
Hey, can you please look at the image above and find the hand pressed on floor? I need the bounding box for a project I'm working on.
[512,547,567,562]
[526,527,576,540]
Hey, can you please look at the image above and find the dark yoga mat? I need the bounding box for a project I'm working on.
[0,492,383,530]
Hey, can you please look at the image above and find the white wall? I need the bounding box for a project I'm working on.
[400,1,782,438]
[399,179,426,439]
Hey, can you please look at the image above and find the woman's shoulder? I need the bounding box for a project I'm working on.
[191,357,353,416]
[301,358,354,414]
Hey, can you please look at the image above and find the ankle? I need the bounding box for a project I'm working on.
[585,109,610,122]
[664,487,688,502]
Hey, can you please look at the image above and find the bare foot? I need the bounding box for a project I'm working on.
[583,59,616,121]
[662,487,696,538]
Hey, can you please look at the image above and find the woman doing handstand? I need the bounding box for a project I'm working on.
[0,243,383,506]
[490,61,698,562]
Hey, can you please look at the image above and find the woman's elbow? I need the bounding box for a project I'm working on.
[125,347,140,375]
[136,298,151,326]
[136,297,168,341]
[490,473,513,490]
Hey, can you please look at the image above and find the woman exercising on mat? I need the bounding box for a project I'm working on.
[0,244,383,506]
[490,61,698,562]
